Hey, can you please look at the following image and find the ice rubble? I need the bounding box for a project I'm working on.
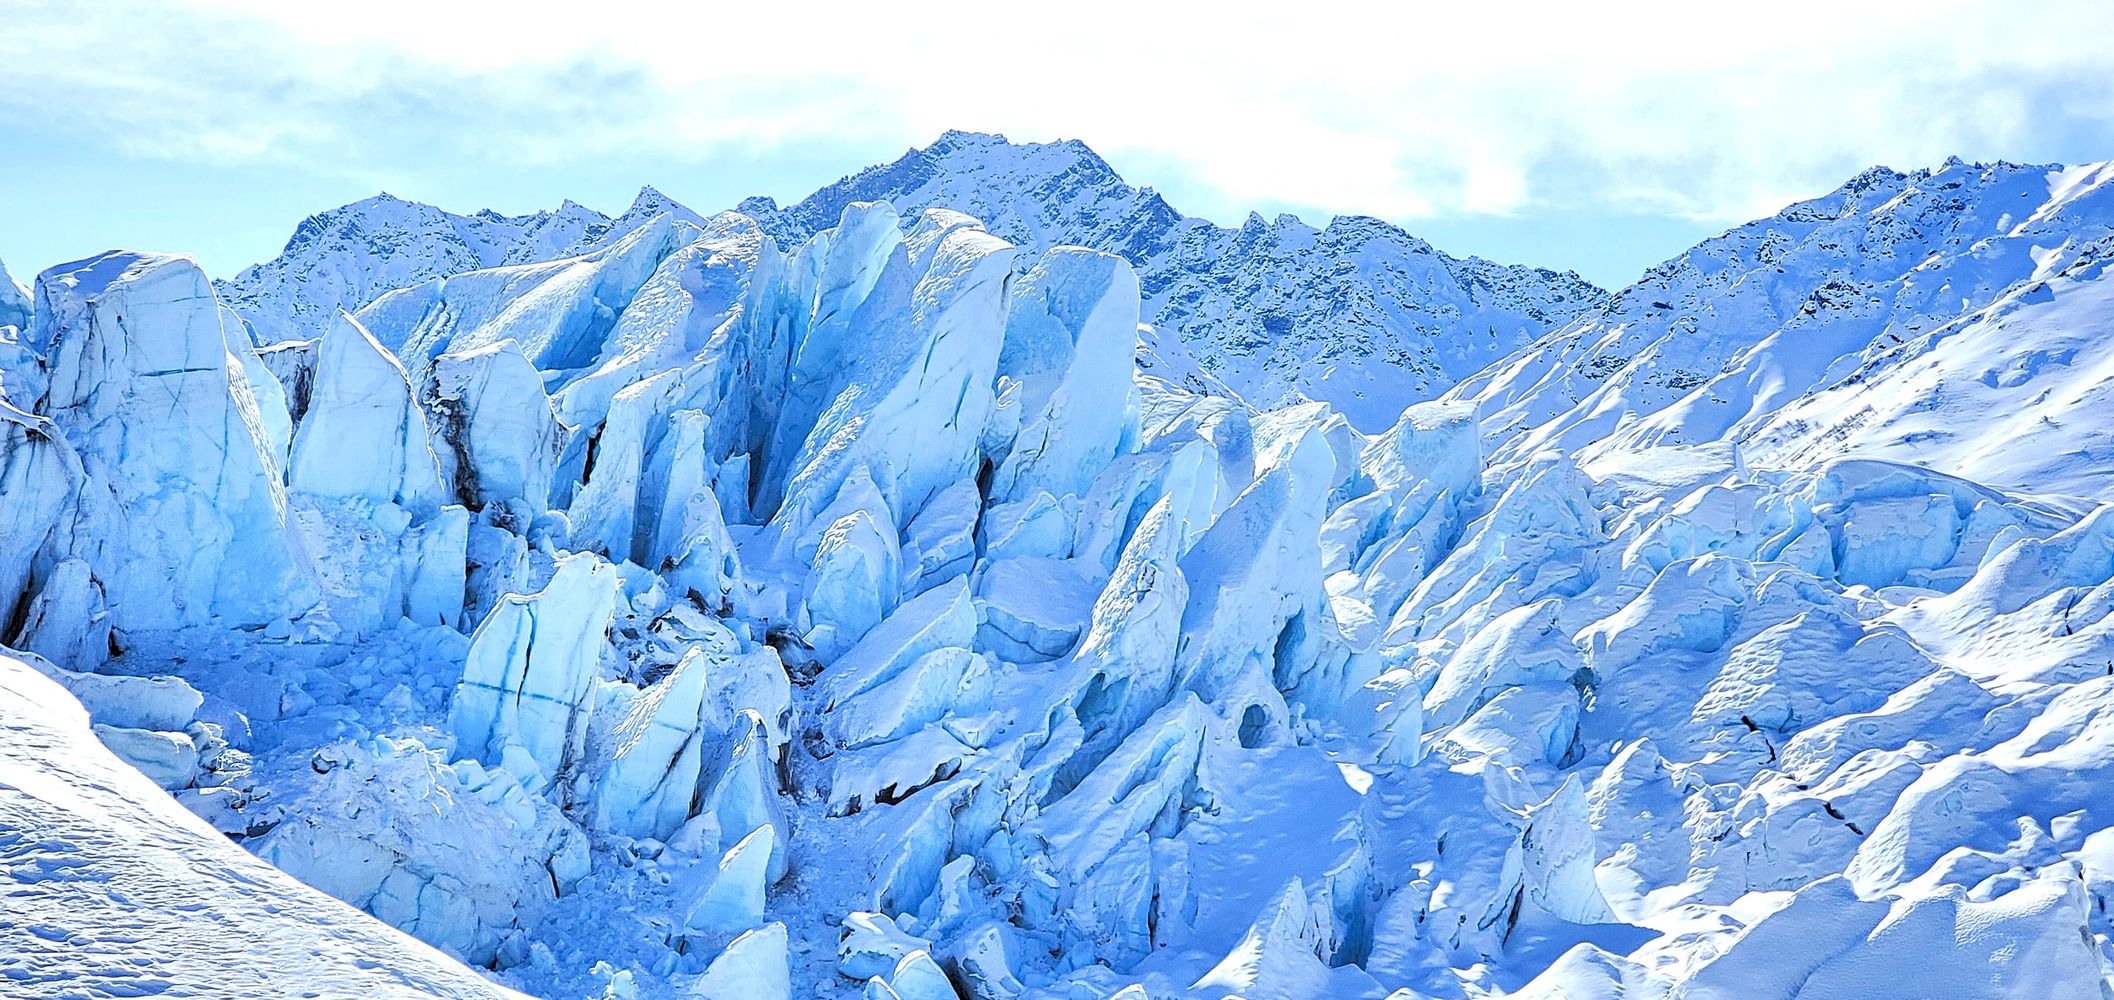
[4,156,2114,1000]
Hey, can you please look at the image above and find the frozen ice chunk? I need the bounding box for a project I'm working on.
[290,312,447,513]
[10,557,111,670]
[1029,695,1209,881]
[1693,609,1934,734]
[565,368,683,560]
[644,409,739,606]
[1361,400,1481,498]
[883,950,957,1000]
[684,711,789,882]
[91,724,200,790]
[1190,878,1333,1000]
[951,921,1028,1000]
[0,405,82,636]
[426,339,562,512]
[974,556,1095,662]
[31,661,203,733]
[802,508,903,660]
[902,480,980,593]
[33,251,309,629]
[1580,554,1752,677]
[755,201,906,519]
[689,922,791,1000]
[838,912,932,983]
[1174,423,1334,701]
[449,553,620,791]
[980,491,1075,563]
[683,824,777,941]
[990,248,1141,506]
[825,647,992,752]
[1423,597,1585,731]
[1431,682,1583,768]
[589,647,717,840]
[817,580,978,713]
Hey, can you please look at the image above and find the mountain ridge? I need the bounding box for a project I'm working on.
[215,131,1608,429]
[1449,156,2114,499]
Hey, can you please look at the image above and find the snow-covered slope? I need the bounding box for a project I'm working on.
[0,650,522,998]
[1451,158,2114,499]
[5,152,2114,1000]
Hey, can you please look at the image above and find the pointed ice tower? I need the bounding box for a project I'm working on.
[31,251,309,630]
[290,311,448,512]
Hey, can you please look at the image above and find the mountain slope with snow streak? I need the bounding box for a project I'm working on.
[1450,158,2114,500]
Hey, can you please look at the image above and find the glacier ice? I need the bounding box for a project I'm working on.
[450,553,622,794]
[681,823,777,941]
[427,338,563,513]
[29,251,311,630]
[6,145,2114,1000]
[689,921,792,1000]
[290,312,448,510]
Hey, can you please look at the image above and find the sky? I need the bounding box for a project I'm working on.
[3,0,2111,292]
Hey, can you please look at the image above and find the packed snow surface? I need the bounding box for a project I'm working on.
[2,141,2114,1000]
[0,651,521,998]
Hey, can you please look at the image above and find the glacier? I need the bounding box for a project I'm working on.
[1,139,2113,1000]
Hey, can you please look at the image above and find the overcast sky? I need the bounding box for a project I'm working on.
[5,0,2111,290]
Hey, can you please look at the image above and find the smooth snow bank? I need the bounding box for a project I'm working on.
[0,652,521,999]
[1678,874,2108,1000]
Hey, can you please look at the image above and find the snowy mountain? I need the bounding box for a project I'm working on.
[216,187,700,345]
[4,149,2114,1000]
[220,132,1606,429]
[1451,158,2114,498]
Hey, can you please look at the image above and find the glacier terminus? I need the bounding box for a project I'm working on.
[1,134,2113,1000]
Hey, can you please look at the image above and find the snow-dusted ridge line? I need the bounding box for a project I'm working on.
[1,149,2113,1000]
[216,131,1608,431]
[1449,156,2114,499]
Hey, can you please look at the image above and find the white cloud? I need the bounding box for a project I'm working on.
[7,0,2113,226]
